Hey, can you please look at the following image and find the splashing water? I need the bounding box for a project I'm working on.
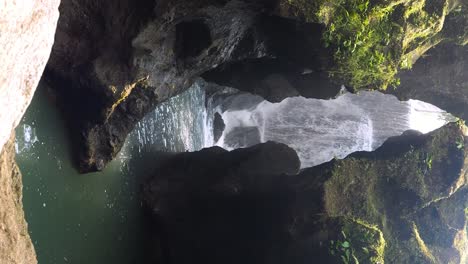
[214,89,456,168]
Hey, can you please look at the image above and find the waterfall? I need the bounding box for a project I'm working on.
[213,88,456,168]
[16,80,456,170]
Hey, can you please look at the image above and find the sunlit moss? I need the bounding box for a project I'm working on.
[284,0,462,90]
[412,222,437,263]
[322,123,467,262]
[105,76,150,120]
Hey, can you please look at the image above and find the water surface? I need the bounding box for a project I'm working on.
[16,82,207,264]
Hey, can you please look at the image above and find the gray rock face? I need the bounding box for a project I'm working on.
[0,0,60,153]
[390,43,468,121]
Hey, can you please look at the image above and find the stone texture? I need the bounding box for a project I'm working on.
[0,0,60,153]
[389,43,468,122]
[0,134,36,264]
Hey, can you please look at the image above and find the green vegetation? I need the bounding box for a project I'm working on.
[456,138,464,150]
[330,233,356,264]
[330,220,386,264]
[285,0,460,90]
[321,123,467,263]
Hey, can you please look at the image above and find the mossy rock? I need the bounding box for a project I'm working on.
[308,122,468,263]
[328,218,386,264]
[282,0,467,90]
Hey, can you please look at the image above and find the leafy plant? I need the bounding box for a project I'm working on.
[456,138,464,150]
[329,220,386,264]
[424,153,433,170]
[330,231,352,264]
[330,231,360,264]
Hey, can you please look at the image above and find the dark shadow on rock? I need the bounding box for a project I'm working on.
[213,112,225,143]
[142,123,468,264]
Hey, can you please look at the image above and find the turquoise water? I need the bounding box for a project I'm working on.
[15,82,208,264]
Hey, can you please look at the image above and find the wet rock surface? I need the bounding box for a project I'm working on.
[144,123,468,264]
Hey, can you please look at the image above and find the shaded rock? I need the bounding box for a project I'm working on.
[144,123,468,264]
[202,16,339,102]
[223,126,261,148]
[0,134,37,264]
[389,43,468,122]
[318,122,468,263]
[213,112,225,143]
[0,0,60,153]
[143,142,300,264]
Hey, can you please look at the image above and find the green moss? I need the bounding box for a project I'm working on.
[412,223,437,263]
[329,218,386,264]
[105,76,150,120]
[285,0,460,90]
[321,123,467,263]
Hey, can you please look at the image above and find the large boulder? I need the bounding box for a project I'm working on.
[318,122,468,263]
[144,123,468,264]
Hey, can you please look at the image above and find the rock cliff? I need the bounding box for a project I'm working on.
[0,1,60,263]
[0,134,37,264]
[0,0,60,153]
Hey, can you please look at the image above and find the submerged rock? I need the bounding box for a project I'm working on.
[0,134,37,263]
[144,123,468,264]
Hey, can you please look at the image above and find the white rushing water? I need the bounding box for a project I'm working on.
[214,89,456,168]
[16,81,456,170]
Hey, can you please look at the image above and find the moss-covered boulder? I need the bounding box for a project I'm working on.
[313,122,468,263]
[280,0,467,90]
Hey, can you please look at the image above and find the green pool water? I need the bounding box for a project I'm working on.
[15,82,208,264]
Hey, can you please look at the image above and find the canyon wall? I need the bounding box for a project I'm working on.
[0,1,61,263]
